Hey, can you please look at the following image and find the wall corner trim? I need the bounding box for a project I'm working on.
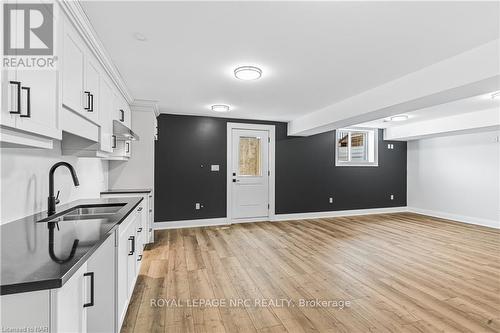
[407,207,500,229]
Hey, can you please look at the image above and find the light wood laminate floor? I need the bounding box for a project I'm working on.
[121,213,500,333]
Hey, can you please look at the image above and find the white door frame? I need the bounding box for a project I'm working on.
[227,122,276,224]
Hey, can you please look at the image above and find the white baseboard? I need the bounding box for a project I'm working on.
[154,218,228,230]
[154,207,409,230]
[407,207,500,229]
[273,207,408,221]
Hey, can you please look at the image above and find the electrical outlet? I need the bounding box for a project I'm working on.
[195,203,200,210]
[390,194,394,200]
[329,197,333,204]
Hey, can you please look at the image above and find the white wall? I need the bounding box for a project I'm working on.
[0,142,108,224]
[408,130,500,228]
[108,110,156,189]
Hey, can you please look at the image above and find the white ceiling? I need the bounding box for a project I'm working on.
[356,92,500,129]
[82,1,499,122]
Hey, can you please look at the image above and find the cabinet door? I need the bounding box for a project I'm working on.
[99,78,113,153]
[117,214,136,328]
[15,69,60,139]
[52,262,88,333]
[62,18,85,114]
[1,2,19,129]
[127,217,138,297]
[84,57,100,123]
[87,235,115,333]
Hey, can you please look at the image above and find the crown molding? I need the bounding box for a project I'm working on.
[58,0,134,104]
[130,99,160,117]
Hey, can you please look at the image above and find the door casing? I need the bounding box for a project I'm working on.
[227,122,276,224]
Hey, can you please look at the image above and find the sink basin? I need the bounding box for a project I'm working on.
[38,203,125,223]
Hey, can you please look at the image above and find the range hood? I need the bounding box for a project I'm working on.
[113,120,140,141]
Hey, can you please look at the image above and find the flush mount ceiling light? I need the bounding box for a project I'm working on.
[134,32,147,41]
[234,66,262,80]
[390,115,409,122]
[211,104,230,112]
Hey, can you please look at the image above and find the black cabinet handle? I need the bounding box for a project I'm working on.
[84,91,91,110]
[137,254,142,262]
[137,207,143,212]
[89,93,94,112]
[9,81,21,114]
[111,135,117,148]
[83,272,94,308]
[128,236,135,255]
[137,227,143,232]
[20,86,30,118]
[119,109,124,122]
[126,142,130,153]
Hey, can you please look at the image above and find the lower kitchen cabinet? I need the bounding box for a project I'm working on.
[0,203,144,333]
[52,234,115,333]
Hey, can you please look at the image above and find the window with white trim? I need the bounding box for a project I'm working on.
[335,128,378,167]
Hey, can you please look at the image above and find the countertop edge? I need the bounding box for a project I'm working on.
[0,197,143,296]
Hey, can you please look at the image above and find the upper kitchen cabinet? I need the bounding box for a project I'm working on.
[99,76,114,153]
[61,15,99,124]
[115,94,131,129]
[0,2,61,148]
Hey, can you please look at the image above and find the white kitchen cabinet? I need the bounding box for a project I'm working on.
[86,234,116,333]
[117,210,140,328]
[14,69,60,139]
[114,93,132,129]
[0,2,61,146]
[99,76,114,153]
[84,56,100,124]
[101,192,154,243]
[62,15,85,116]
[51,261,89,333]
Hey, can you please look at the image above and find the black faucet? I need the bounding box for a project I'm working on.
[48,162,80,216]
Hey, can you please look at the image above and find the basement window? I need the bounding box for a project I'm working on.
[335,128,378,167]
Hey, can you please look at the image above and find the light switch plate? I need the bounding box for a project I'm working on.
[211,165,220,171]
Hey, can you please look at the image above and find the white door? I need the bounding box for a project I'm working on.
[231,128,270,220]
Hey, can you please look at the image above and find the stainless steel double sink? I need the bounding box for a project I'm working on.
[38,204,125,223]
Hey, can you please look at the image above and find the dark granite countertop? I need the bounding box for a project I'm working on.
[0,197,143,295]
[100,188,152,194]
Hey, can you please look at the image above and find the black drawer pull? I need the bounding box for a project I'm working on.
[84,91,91,110]
[128,236,135,255]
[119,109,124,122]
[137,227,143,232]
[126,142,130,153]
[20,86,30,118]
[137,254,142,262]
[112,135,117,148]
[89,93,94,112]
[9,81,21,114]
[137,207,143,212]
[83,272,94,307]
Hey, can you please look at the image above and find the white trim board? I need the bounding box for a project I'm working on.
[154,207,408,230]
[155,218,229,230]
[274,207,408,221]
[407,207,500,229]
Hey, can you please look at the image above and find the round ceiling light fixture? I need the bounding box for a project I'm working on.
[211,104,230,112]
[390,115,409,122]
[134,32,147,41]
[234,66,262,80]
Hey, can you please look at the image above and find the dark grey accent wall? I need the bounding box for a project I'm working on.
[155,114,407,222]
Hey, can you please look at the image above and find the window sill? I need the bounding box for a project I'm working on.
[335,163,379,167]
